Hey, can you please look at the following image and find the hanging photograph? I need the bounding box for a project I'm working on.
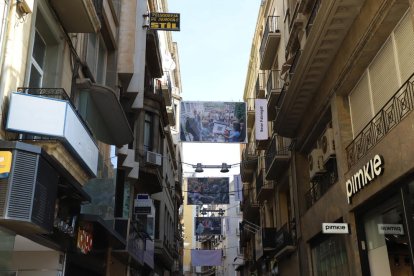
[187,177,229,205]
[180,101,247,143]
[194,217,222,236]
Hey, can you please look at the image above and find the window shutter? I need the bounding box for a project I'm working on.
[394,12,414,84]
[369,38,399,113]
[349,72,372,136]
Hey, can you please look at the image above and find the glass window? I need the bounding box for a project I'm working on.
[312,235,350,276]
[362,194,412,276]
[144,112,153,151]
[29,30,46,87]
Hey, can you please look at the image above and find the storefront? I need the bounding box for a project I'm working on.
[355,179,414,275]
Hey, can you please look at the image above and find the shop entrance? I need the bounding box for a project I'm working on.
[360,181,414,276]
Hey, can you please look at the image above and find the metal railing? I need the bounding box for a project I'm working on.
[265,134,290,171]
[266,70,282,98]
[256,72,266,98]
[346,73,414,168]
[259,16,280,59]
[305,159,338,209]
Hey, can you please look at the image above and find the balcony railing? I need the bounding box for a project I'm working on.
[256,170,274,202]
[346,72,414,168]
[256,72,266,99]
[305,159,338,209]
[274,223,295,259]
[246,98,255,129]
[265,134,290,180]
[267,70,283,120]
[259,16,281,70]
[241,144,257,182]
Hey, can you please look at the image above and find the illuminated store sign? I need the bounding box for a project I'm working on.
[345,154,384,204]
[150,12,180,31]
[322,223,349,234]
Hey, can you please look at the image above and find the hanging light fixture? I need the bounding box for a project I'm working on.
[220,163,229,173]
[194,163,204,173]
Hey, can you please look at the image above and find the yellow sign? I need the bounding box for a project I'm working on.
[150,12,180,31]
[0,151,12,178]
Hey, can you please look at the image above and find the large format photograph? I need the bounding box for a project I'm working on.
[187,177,229,205]
[180,101,247,143]
[194,217,222,236]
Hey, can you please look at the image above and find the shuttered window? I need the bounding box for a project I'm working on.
[349,72,372,135]
[348,11,414,138]
[394,12,414,84]
[369,38,399,112]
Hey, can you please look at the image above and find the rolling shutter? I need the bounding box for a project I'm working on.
[349,72,372,136]
[394,12,414,84]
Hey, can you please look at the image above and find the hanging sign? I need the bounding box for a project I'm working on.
[255,99,268,140]
[150,12,180,31]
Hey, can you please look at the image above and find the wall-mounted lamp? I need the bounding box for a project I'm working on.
[16,0,32,15]
[194,163,204,173]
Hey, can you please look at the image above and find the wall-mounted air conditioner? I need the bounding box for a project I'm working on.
[146,151,162,166]
[0,144,58,234]
[308,148,325,179]
[321,128,335,164]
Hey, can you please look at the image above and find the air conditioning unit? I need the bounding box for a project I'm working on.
[308,148,325,179]
[321,128,335,164]
[0,146,58,234]
[146,151,162,166]
[134,194,154,215]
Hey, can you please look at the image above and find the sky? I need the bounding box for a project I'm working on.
[168,0,261,177]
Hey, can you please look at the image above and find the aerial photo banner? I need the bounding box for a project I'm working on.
[194,217,222,236]
[187,177,229,205]
[180,101,247,143]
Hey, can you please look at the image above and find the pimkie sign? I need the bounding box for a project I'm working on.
[150,12,180,31]
[345,154,384,204]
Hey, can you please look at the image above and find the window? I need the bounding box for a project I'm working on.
[86,33,107,84]
[144,112,154,151]
[27,2,62,88]
[311,235,350,275]
[349,11,414,137]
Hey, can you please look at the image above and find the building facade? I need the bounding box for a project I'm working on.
[241,0,414,275]
[0,0,182,275]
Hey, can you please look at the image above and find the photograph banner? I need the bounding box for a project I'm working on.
[191,249,222,266]
[187,177,229,205]
[194,217,222,236]
[180,101,247,143]
[255,99,268,140]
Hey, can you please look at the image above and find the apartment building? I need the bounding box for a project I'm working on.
[0,0,182,275]
[241,0,414,275]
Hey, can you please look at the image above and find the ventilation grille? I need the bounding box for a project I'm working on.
[0,178,9,216]
[7,151,37,220]
[32,157,58,231]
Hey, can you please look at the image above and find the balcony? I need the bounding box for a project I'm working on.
[256,170,274,202]
[305,159,338,209]
[346,73,414,168]
[256,137,269,150]
[262,228,278,252]
[6,89,98,177]
[267,70,283,120]
[166,106,176,126]
[256,72,266,99]
[138,151,163,194]
[76,79,134,146]
[246,98,255,129]
[242,197,260,221]
[50,0,100,33]
[161,72,173,106]
[240,143,257,182]
[260,16,281,70]
[265,135,290,180]
[275,0,365,137]
[274,224,295,260]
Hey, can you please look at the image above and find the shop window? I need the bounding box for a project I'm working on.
[311,235,350,276]
[362,194,412,276]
